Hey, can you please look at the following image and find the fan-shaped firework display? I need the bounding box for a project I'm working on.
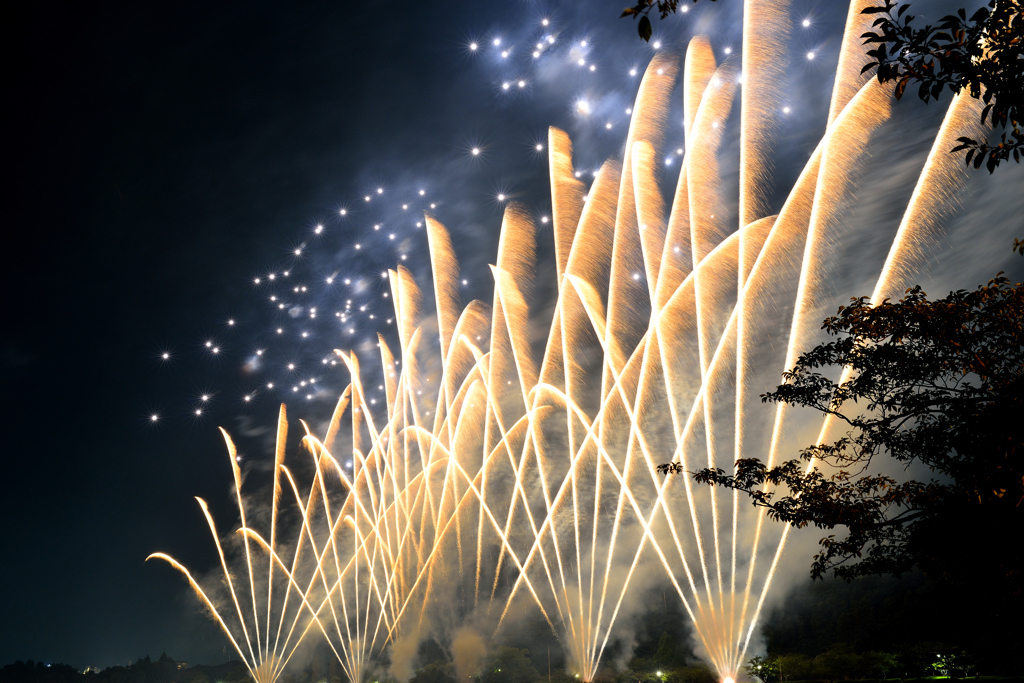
[149,2,989,682]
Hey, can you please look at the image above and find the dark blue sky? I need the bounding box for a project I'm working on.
[4,0,1020,673]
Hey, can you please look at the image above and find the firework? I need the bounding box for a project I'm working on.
[150,2,987,682]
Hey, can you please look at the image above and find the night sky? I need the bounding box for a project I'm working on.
[4,0,1021,673]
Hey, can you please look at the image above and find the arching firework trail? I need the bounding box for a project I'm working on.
[150,2,990,682]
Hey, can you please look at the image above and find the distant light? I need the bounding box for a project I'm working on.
[150,414,159,422]
[462,279,468,285]
[589,64,596,72]
[625,107,632,114]
[161,352,170,360]
[724,47,732,55]
[315,224,323,234]
[364,195,370,201]
[802,18,811,27]
[541,18,549,26]
[470,42,478,51]
[501,50,509,58]
[541,216,549,224]
[377,187,383,194]
[657,68,664,75]
[355,243,361,249]
[782,106,791,114]
[472,147,480,155]
[536,143,543,151]
[547,35,555,44]
[294,248,302,255]
[533,51,540,58]
[517,79,525,88]
[419,189,425,195]
[633,273,641,280]
[374,223,380,230]
[493,38,501,46]
[578,58,585,66]
[430,203,436,209]
[653,41,661,49]
[339,209,347,216]
[605,122,612,129]
[629,68,637,76]
[665,157,673,165]
[676,148,683,155]
[497,194,506,201]
[807,51,815,60]
[244,395,251,402]
[580,40,587,47]
[681,4,688,11]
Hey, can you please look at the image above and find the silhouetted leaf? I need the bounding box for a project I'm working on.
[638,15,652,41]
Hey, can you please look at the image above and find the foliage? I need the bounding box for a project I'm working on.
[862,0,1023,172]
[744,655,778,683]
[619,1,715,42]
[411,661,458,683]
[477,648,542,683]
[673,247,1023,587]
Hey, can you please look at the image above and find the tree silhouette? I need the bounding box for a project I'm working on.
[662,242,1022,592]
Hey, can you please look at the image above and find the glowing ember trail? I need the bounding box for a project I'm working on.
[149,2,986,682]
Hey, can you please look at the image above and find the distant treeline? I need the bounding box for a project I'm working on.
[4,571,1019,683]
[0,655,249,683]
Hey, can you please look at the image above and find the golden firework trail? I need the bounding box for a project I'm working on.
[150,2,987,681]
